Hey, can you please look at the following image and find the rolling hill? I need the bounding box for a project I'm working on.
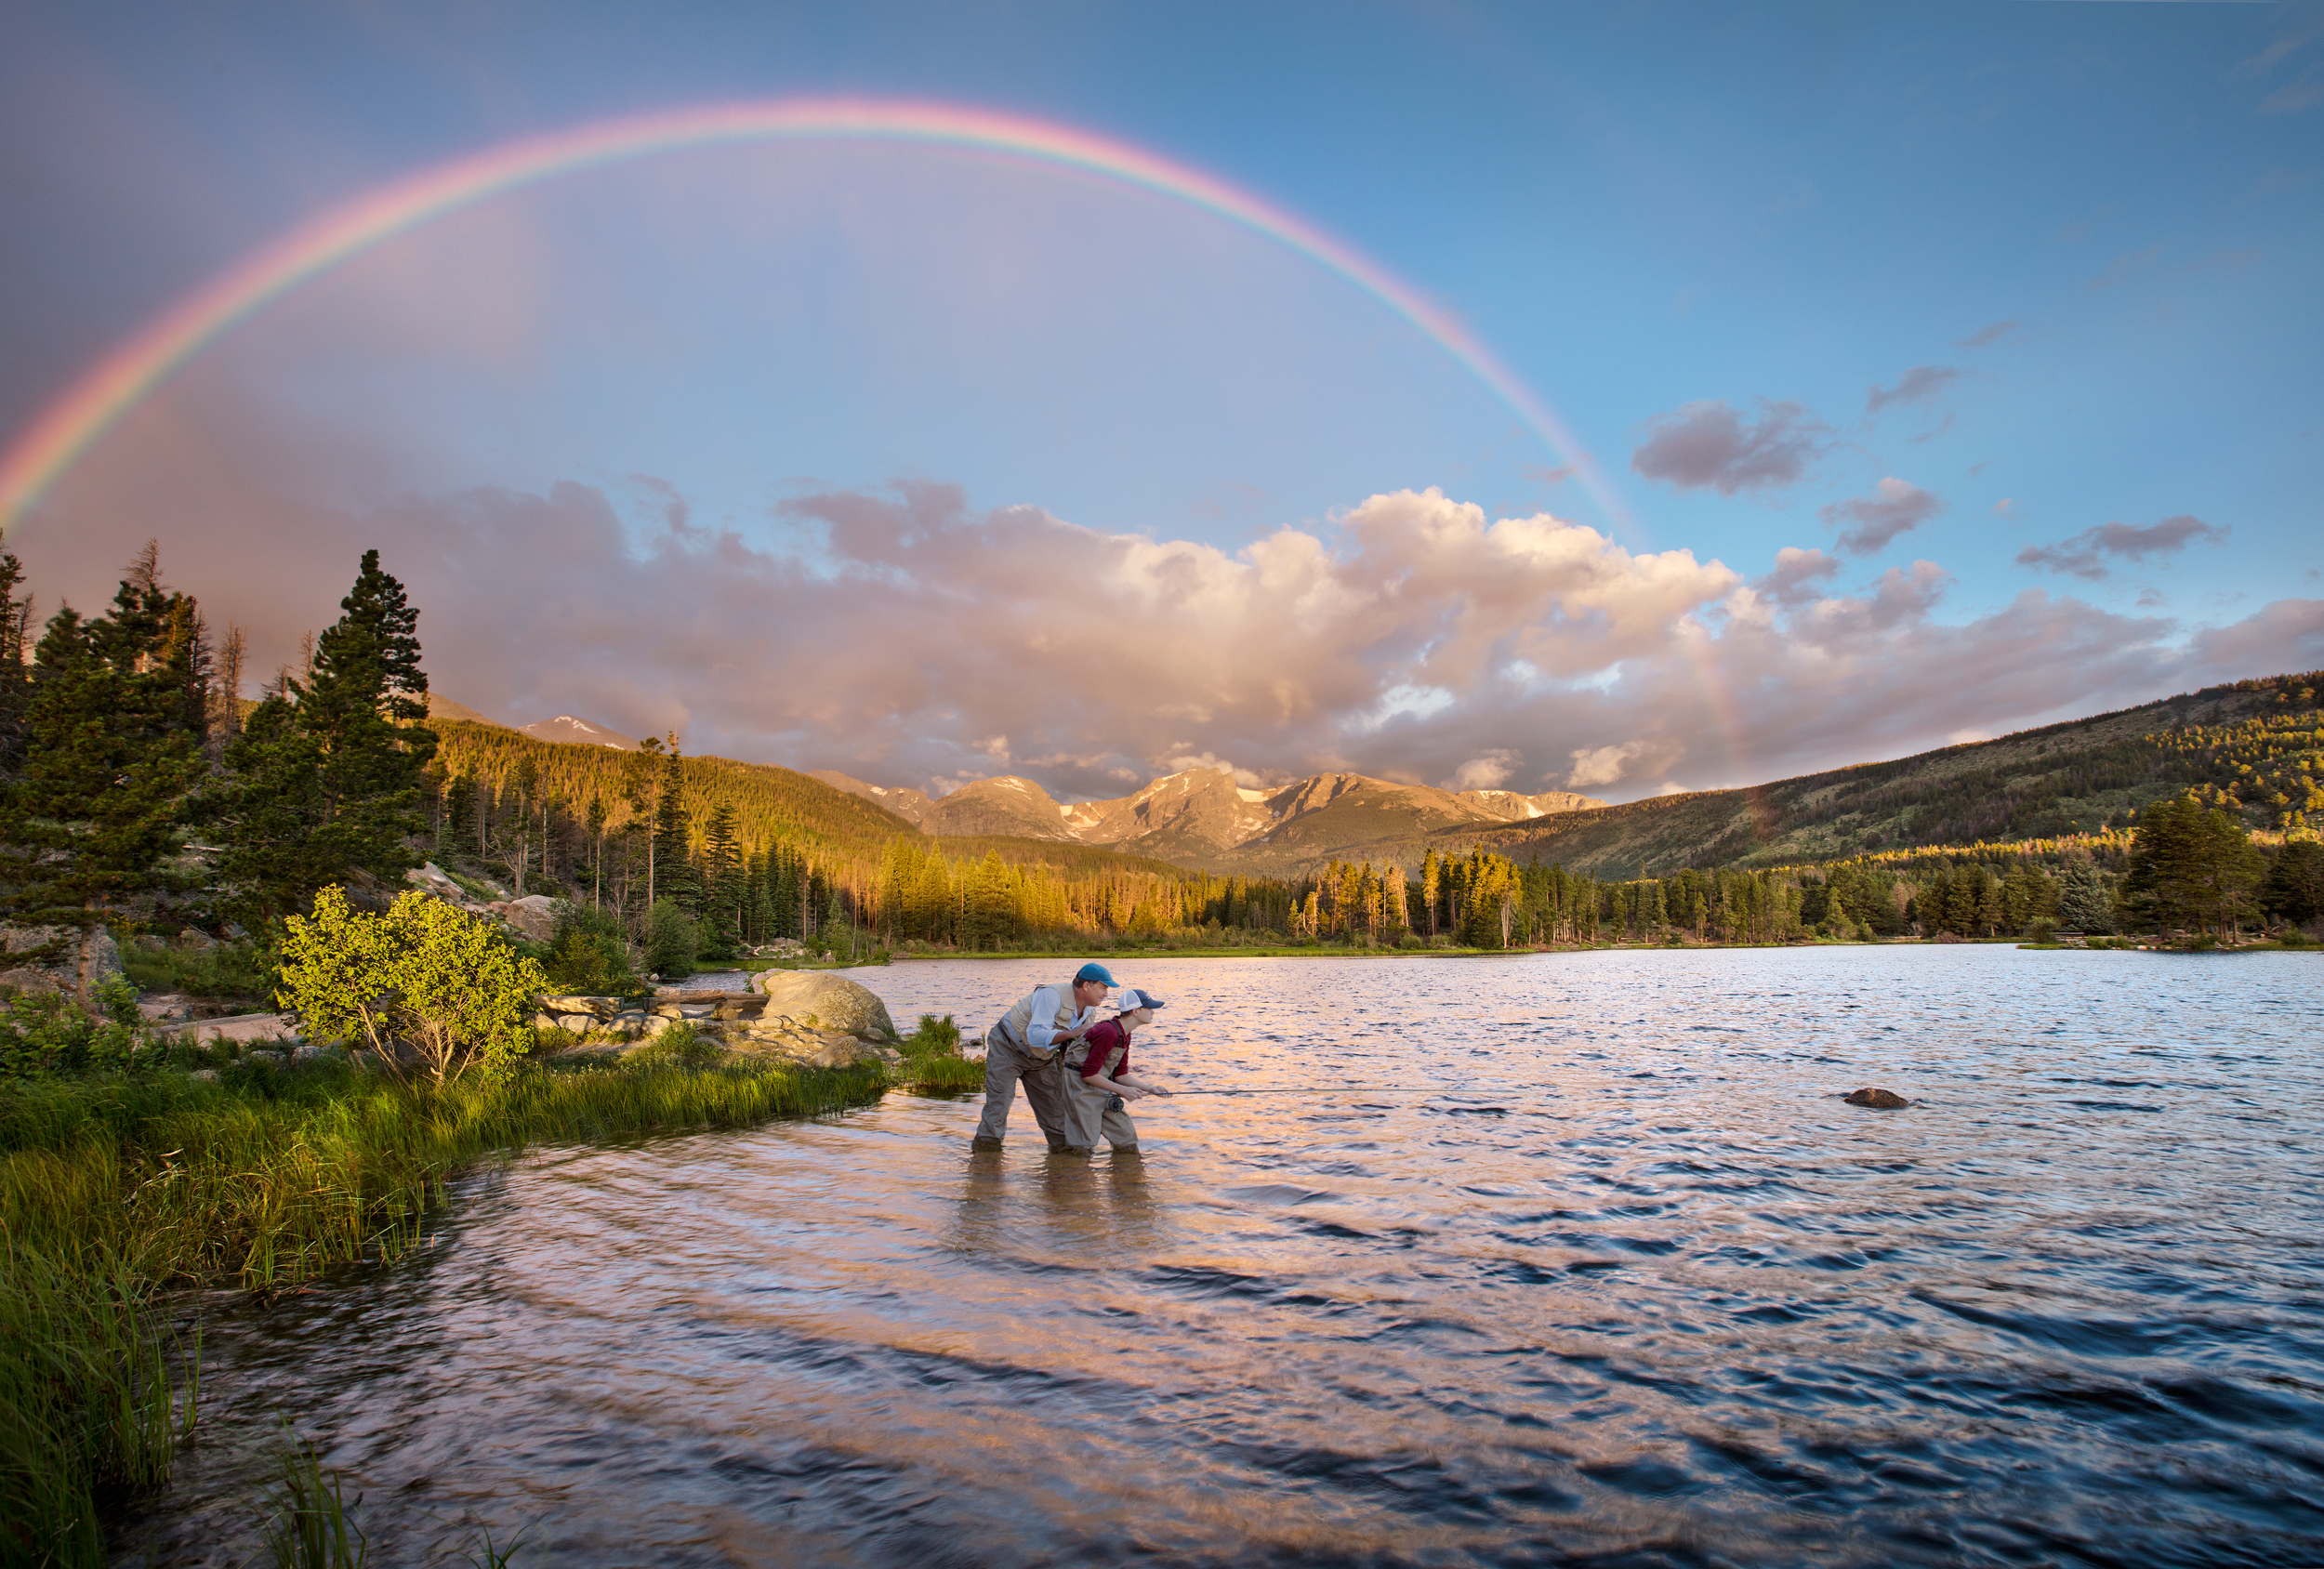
[1468,670,2323,878]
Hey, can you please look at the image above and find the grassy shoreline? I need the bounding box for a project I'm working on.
[1,1053,891,1568]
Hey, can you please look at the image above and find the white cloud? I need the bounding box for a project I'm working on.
[1448,750,1521,790]
[20,454,2320,808]
[1567,741,1646,788]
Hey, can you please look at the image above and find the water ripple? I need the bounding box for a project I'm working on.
[113,946,2324,1567]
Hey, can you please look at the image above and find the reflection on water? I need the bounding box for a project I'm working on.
[114,947,2324,1566]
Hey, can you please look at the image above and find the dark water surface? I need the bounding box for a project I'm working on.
[115,947,2324,1567]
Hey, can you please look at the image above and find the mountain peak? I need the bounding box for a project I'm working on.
[519,714,638,750]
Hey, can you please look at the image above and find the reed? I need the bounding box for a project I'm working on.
[0,1055,887,1569]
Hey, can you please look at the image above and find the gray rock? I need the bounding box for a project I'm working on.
[554,1013,597,1034]
[191,1068,220,1085]
[527,1012,561,1031]
[175,929,218,951]
[488,895,560,943]
[753,970,898,1043]
[539,995,618,1017]
[1843,1087,1911,1109]
[245,1049,287,1068]
[0,923,125,1006]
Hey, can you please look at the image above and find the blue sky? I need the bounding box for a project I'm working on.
[2,2,2318,802]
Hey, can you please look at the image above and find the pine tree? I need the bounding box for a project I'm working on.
[701,800,746,953]
[652,743,696,915]
[0,560,208,927]
[0,553,35,779]
[203,551,436,923]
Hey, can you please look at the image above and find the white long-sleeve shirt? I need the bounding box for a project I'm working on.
[1021,986,1092,1054]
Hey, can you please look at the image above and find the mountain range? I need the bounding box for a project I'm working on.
[427,695,637,750]
[426,668,2319,881]
[809,766,1606,869]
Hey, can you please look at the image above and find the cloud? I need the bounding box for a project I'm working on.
[1866,365,1959,415]
[1566,742,1646,788]
[1959,320,2022,349]
[1821,478,1947,556]
[2249,13,2324,113]
[2014,515,2229,579]
[1159,749,1262,786]
[1630,398,1833,495]
[2261,70,2324,114]
[2086,245,2260,293]
[1448,750,1521,790]
[1750,546,1842,608]
[21,429,2321,809]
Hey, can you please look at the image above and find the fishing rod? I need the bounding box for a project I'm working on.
[1158,1087,1503,1097]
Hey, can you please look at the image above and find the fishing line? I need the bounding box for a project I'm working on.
[1162,1087,1502,1097]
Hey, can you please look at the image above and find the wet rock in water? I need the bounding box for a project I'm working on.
[1844,1087,1911,1109]
[752,970,898,1043]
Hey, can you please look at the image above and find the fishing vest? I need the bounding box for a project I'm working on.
[998,982,1082,1056]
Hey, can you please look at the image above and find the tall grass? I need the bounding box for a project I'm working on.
[895,1013,984,1095]
[0,1056,886,1568]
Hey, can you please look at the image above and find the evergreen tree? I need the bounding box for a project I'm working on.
[651,743,697,914]
[0,563,207,926]
[700,800,746,953]
[2056,859,2115,933]
[203,551,436,922]
[2260,839,2324,926]
[0,554,33,779]
[2122,791,2263,935]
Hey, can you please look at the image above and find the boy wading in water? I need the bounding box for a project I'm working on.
[1066,987,1173,1154]
[972,964,1116,1154]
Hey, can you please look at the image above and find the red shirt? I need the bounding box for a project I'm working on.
[1077,1018,1132,1081]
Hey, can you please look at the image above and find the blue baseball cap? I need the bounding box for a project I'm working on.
[1075,962,1118,986]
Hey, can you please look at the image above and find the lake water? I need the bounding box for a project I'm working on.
[114,946,2323,1567]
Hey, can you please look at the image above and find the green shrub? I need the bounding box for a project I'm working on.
[644,900,698,980]
[276,886,546,1083]
[541,902,641,995]
[0,981,147,1081]
[2025,916,2060,943]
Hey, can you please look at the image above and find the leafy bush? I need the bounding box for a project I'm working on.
[542,902,641,995]
[2025,916,2060,943]
[276,886,547,1083]
[0,980,146,1080]
[644,899,698,980]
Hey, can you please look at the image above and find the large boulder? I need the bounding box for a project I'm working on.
[753,970,897,1043]
[486,895,560,943]
[738,1022,898,1070]
[0,924,125,1007]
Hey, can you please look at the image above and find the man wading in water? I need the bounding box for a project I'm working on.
[971,964,1116,1154]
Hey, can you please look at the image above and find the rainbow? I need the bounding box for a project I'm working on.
[0,97,1627,534]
